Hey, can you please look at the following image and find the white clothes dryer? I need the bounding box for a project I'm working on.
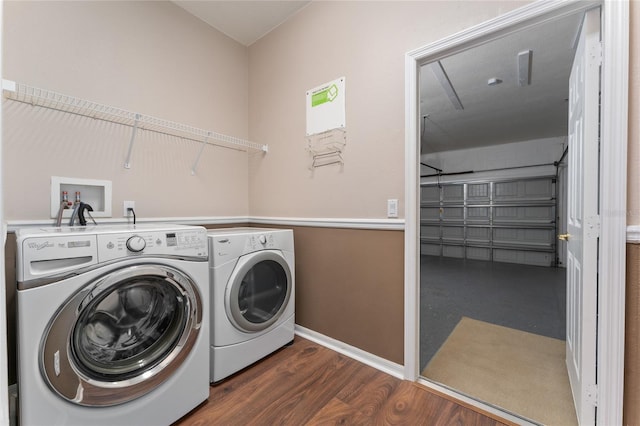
[208,227,294,382]
[15,224,209,426]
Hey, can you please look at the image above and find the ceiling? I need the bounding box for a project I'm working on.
[420,11,585,154]
[171,1,584,155]
[172,1,311,46]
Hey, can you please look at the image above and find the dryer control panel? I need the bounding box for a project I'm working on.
[244,233,276,252]
[208,228,294,267]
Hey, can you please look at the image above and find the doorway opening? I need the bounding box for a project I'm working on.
[417,10,578,424]
[404,1,628,425]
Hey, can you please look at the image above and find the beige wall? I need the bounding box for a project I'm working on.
[247,1,527,219]
[2,1,250,221]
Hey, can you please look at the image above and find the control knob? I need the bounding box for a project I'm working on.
[126,235,146,252]
[259,235,267,244]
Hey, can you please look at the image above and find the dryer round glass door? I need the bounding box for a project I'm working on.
[226,250,292,332]
[40,264,203,407]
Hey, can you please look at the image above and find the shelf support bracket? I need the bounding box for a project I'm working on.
[124,114,141,169]
[191,132,211,176]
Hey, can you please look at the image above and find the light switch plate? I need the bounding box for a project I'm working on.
[387,199,398,218]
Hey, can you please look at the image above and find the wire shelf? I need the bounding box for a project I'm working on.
[2,80,268,171]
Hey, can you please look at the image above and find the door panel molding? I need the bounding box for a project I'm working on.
[565,8,600,422]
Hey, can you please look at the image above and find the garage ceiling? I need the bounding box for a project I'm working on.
[420,11,584,153]
[172,2,585,155]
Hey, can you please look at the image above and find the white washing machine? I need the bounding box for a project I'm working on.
[15,224,210,426]
[208,227,294,382]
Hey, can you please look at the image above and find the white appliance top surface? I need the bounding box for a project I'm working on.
[15,223,199,238]
[207,227,291,237]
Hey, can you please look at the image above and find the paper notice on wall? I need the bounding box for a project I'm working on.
[306,77,345,136]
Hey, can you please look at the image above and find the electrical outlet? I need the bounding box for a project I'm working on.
[387,199,398,218]
[123,201,135,217]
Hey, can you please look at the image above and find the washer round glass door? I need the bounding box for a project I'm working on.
[226,250,292,332]
[41,264,203,407]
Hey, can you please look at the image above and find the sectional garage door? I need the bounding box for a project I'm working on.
[420,176,557,267]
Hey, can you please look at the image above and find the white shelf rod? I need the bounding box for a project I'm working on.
[2,80,269,163]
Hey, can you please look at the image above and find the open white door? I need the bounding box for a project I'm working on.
[565,7,600,425]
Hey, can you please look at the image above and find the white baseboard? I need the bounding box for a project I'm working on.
[294,325,404,379]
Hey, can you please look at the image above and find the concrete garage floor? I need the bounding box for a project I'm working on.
[419,255,566,370]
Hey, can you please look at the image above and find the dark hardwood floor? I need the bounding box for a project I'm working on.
[174,336,514,426]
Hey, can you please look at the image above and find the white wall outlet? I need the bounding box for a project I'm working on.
[123,200,135,217]
[387,199,398,218]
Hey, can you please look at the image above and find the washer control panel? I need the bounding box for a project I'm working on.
[98,228,208,262]
[16,225,209,283]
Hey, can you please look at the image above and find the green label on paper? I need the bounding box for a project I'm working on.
[311,84,339,107]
